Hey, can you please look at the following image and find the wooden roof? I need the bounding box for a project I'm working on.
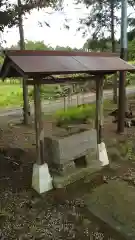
[1,50,135,79]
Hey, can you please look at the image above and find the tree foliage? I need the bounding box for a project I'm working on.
[9,40,82,51]
[83,38,109,51]
[77,0,121,39]
[0,0,62,33]
[55,45,82,51]
[83,37,120,52]
[77,0,135,40]
[78,0,135,60]
[25,40,52,50]
[0,1,16,32]
[128,39,135,60]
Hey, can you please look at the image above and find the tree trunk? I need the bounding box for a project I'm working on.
[18,0,30,125]
[117,0,128,133]
[110,1,117,104]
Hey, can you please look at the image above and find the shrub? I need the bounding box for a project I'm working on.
[55,100,114,127]
[55,104,96,126]
[28,85,64,100]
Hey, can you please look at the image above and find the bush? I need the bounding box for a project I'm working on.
[28,85,64,100]
[126,72,135,85]
[55,100,114,127]
[55,104,96,126]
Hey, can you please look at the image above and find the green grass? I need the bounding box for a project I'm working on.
[0,69,134,108]
[0,84,23,108]
[29,84,62,100]
[0,83,57,108]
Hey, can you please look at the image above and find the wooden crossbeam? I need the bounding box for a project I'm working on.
[26,75,98,85]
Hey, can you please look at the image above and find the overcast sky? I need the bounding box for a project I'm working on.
[1,0,133,49]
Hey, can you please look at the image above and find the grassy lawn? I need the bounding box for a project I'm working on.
[0,83,58,108]
[0,74,134,109]
[0,84,23,108]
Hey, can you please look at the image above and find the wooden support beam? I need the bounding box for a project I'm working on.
[34,82,45,165]
[22,75,31,125]
[113,72,118,104]
[95,76,104,144]
[117,71,126,133]
[26,75,98,85]
[2,62,25,80]
[2,63,12,80]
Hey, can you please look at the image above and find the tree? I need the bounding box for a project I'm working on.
[77,0,120,39]
[0,1,17,32]
[128,15,135,60]
[55,46,82,51]
[9,41,84,52]
[77,0,121,103]
[10,0,63,22]
[128,39,135,60]
[17,0,31,125]
[83,38,110,51]
[25,40,51,50]
[127,12,135,43]
[0,0,63,124]
[55,45,73,51]
[10,40,52,50]
[77,0,135,103]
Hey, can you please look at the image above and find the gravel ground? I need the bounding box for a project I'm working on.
[0,99,135,239]
[0,150,134,240]
[0,149,123,240]
[0,189,117,240]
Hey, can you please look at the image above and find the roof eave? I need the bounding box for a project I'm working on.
[1,57,26,80]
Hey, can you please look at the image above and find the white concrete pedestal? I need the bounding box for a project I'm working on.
[32,163,53,194]
[98,142,109,166]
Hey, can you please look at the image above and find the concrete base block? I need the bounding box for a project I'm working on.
[32,163,53,194]
[98,142,109,166]
[86,147,98,166]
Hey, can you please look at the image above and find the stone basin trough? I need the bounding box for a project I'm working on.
[44,128,102,188]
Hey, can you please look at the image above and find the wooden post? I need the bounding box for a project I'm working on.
[113,72,118,104]
[22,76,31,125]
[117,71,126,133]
[63,96,67,111]
[34,83,45,165]
[95,76,104,144]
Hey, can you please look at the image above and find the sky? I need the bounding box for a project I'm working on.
[1,0,134,49]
